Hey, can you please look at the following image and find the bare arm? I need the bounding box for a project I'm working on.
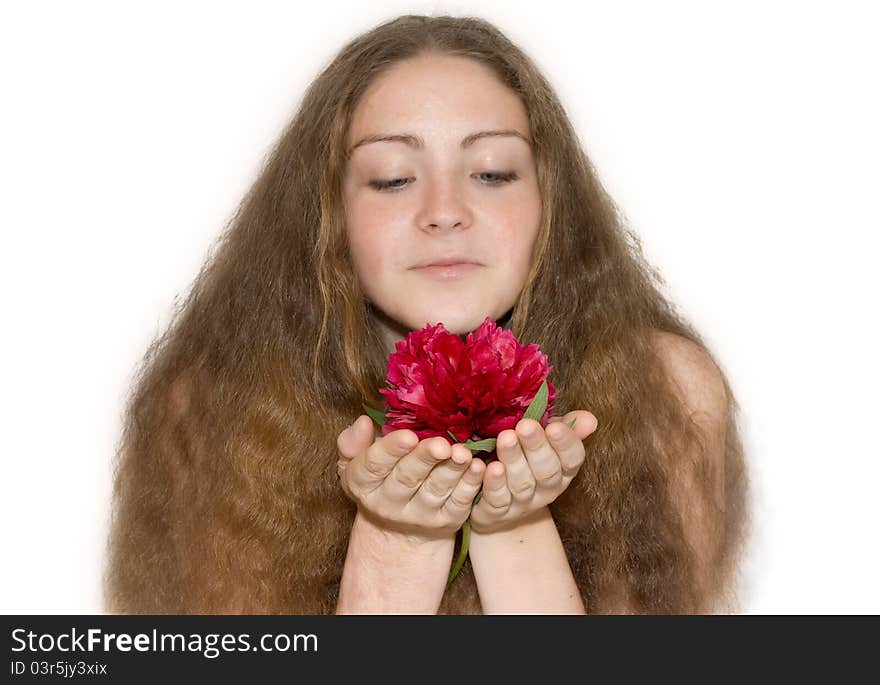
[336,509,456,614]
[468,506,586,614]
[588,335,732,614]
[652,332,732,612]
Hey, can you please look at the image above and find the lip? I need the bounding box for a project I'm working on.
[411,256,482,268]
[411,262,482,280]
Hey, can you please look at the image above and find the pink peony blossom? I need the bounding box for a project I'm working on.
[378,316,556,462]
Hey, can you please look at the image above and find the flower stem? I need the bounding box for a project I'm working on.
[446,520,470,588]
[446,485,483,587]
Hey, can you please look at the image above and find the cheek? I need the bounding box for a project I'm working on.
[492,196,541,267]
[345,201,384,271]
[347,233,385,283]
[346,194,413,270]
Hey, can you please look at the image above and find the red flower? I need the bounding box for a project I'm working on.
[379,316,556,462]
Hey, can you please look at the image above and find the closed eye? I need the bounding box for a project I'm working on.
[477,171,519,185]
[368,171,519,192]
[369,177,410,191]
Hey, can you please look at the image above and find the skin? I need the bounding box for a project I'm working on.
[338,53,598,537]
[342,53,542,353]
[337,412,598,537]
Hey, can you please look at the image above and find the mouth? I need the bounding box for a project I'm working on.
[411,262,482,280]
[410,256,483,268]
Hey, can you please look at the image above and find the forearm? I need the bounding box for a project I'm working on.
[335,509,455,614]
[468,506,586,614]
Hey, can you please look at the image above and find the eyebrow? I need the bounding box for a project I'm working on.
[347,129,533,157]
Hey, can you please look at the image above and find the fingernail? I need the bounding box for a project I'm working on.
[548,423,567,440]
[500,432,516,449]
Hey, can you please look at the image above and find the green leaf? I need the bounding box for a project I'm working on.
[523,379,549,422]
[462,437,497,453]
[566,418,576,428]
[447,431,459,443]
[362,403,386,427]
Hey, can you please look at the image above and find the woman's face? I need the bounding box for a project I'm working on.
[343,53,542,354]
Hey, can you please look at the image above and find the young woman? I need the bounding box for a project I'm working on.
[104,14,751,615]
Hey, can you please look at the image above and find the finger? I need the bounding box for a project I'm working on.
[337,415,374,460]
[349,427,418,491]
[478,460,512,512]
[413,444,472,506]
[383,436,454,501]
[495,429,536,502]
[516,418,562,485]
[337,416,372,491]
[551,410,599,441]
[545,416,588,478]
[441,456,485,517]
[581,412,600,438]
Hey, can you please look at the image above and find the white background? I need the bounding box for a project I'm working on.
[2,1,877,614]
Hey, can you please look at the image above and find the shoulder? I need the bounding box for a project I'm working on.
[649,332,733,612]
[168,369,196,422]
[649,330,729,425]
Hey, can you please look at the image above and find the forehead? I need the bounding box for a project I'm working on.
[347,55,531,150]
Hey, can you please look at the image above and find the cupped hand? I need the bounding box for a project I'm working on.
[336,415,486,541]
[468,410,598,535]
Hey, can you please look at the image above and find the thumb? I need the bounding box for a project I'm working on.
[548,411,598,438]
[338,415,371,459]
[572,411,599,439]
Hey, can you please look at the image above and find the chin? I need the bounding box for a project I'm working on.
[412,310,493,336]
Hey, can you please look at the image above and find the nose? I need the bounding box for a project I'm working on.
[415,174,473,233]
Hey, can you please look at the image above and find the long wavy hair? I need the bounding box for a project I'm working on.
[103,13,751,614]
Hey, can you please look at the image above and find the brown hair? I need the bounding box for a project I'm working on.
[103,14,751,614]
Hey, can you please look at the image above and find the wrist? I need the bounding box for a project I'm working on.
[465,505,585,614]
[337,509,455,615]
[469,504,552,537]
[354,507,457,548]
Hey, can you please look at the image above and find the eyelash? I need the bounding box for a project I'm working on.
[368,171,519,192]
